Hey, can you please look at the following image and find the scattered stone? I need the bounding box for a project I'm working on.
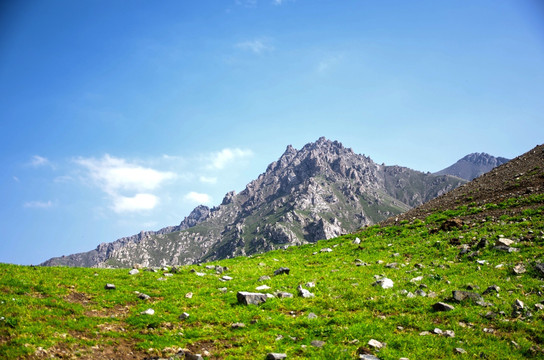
[496,238,515,247]
[297,285,315,298]
[535,304,544,311]
[215,265,226,274]
[220,275,233,281]
[276,292,294,298]
[311,340,325,348]
[179,312,190,320]
[534,262,544,276]
[259,275,271,281]
[410,276,423,283]
[415,289,426,297]
[231,322,245,329]
[353,238,361,244]
[237,291,267,305]
[512,299,525,316]
[455,348,467,354]
[433,302,454,312]
[482,285,500,295]
[141,308,155,315]
[385,262,398,269]
[157,277,166,281]
[218,287,227,293]
[419,331,431,336]
[305,282,316,288]
[414,263,425,269]
[195,272,206,277]
[185,292,193,299]
[138,293,151,300]
[266,353,286,360]
[483,311,497,319]
[164,273,173,277]
[406,292,415,298]
[359,355,380,360]
[104,284,116,290]
[483,328,495,333]
[308,312,318,319]
[443,330,455,338]
[274,267,290,276]
[513,264,526,274]
[205,265,215,270]
[129,269,139,275]
[320,248,333,253]
[452,290,484,304]
[494,245,519,253]
[372,278,394,289]
[376,260,384,264]
[367,339,384,349]
[256,285,271,291]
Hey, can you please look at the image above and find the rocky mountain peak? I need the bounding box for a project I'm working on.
[42,138,467,268]
[435,152,510,181]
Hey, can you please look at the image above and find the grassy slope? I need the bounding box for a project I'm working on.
[1,195,543,359]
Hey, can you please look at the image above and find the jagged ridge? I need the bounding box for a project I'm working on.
[42,137,466,268]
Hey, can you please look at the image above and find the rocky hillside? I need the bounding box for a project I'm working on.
[42,137,465,268]
[383,144,544,226]
[435,152,509,180]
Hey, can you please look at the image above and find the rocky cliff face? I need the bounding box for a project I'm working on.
[434,152,509,181]
[42,137,466,268]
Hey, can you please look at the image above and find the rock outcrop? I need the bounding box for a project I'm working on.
[42,137,466,268]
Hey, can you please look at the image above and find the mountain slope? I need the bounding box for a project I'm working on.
[434,152,509,181]
[42,138,465,268]
[383,144,544,226]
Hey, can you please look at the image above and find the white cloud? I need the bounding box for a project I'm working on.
[273,0,283,5]
[199,176,218,184]
[13,176,20,182]
[112,193,158,213]
[24,200,53,209]
[75,154,176,194]
[207,148,253,170]
[75,154,176,213]
[29,155,51,168]
[236,39,274,54]
[184,191,212,205]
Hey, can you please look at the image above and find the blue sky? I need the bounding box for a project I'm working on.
[1,0,543,265]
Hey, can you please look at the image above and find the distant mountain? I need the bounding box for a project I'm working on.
[383,144,543,226]
[42,137,466,268]
[434,152,509,181]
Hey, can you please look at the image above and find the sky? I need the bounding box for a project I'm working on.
[1,0,543,265]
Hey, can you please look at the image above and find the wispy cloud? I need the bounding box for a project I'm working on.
[112,194,159,213]
[236,39,274,54]
[29,155,52,168]
[235,0,257,8]
[207,148,253,170]
[184,191,212,205]
[316,54,344,74]
[24,200,54,209]
[75,154,176,213]
[199,176,218,184]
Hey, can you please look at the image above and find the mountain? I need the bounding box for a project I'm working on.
[41,137,466,268]
[434,152,509,181]
[383,144,544,226]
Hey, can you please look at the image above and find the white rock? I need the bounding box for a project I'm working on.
[256,285,271,291]
[367,339,384,349]
[373,278,394,289]
[129,269,139,275]
[141,308,155,315]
